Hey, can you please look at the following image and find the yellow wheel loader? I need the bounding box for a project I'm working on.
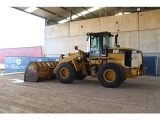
[24,32,145,88]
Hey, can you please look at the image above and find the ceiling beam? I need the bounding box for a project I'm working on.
[12,7,45,19]
[46,9,71,22]
[37,7,66,19]
[72,9,86,19]
[60,7,85,20]
[81,7,98,17]
[60,7,69,12]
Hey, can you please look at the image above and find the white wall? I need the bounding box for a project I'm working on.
[44,9,160,57]
[70,18,101,36]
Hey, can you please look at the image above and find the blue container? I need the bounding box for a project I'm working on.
[30,57,48,62]
[5,56,30,73]
[143,56,158,76]
[4,56,60,73]
[48,57,59,62]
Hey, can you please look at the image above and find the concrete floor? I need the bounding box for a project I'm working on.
[0,73,160,113]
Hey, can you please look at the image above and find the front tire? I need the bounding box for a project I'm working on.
[56,62,76,84]
[98,63,123,88]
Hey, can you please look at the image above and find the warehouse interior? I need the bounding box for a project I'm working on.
[0,6,160,116]
[12,7,160,54]
[12,7,160,75]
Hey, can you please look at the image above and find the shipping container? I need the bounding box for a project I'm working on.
[0,46,43,63]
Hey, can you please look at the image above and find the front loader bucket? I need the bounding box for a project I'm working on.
[24,62,58,82]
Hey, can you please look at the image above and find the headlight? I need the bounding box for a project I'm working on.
[132,51,137,59]
[131,51,142,68]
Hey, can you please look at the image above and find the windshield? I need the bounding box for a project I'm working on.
[90,34,112,50]
[103,34,112,48]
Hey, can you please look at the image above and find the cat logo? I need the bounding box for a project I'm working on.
[113,49,119,53]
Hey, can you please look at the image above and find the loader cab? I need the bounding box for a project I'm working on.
[87,32,112,57]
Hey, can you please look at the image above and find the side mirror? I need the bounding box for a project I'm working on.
[115,34,120,47]
[115,34,118,46]
[75,46,78,50]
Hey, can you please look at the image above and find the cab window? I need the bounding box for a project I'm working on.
[90,35,100,50]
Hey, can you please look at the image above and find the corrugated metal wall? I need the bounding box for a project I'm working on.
[0,46,43,63]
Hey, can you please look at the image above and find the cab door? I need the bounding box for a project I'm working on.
[89,33,111,58]
[89,34,101,57]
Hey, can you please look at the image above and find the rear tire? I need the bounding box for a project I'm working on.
[56,62,76,84]
[98,63,123,88]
